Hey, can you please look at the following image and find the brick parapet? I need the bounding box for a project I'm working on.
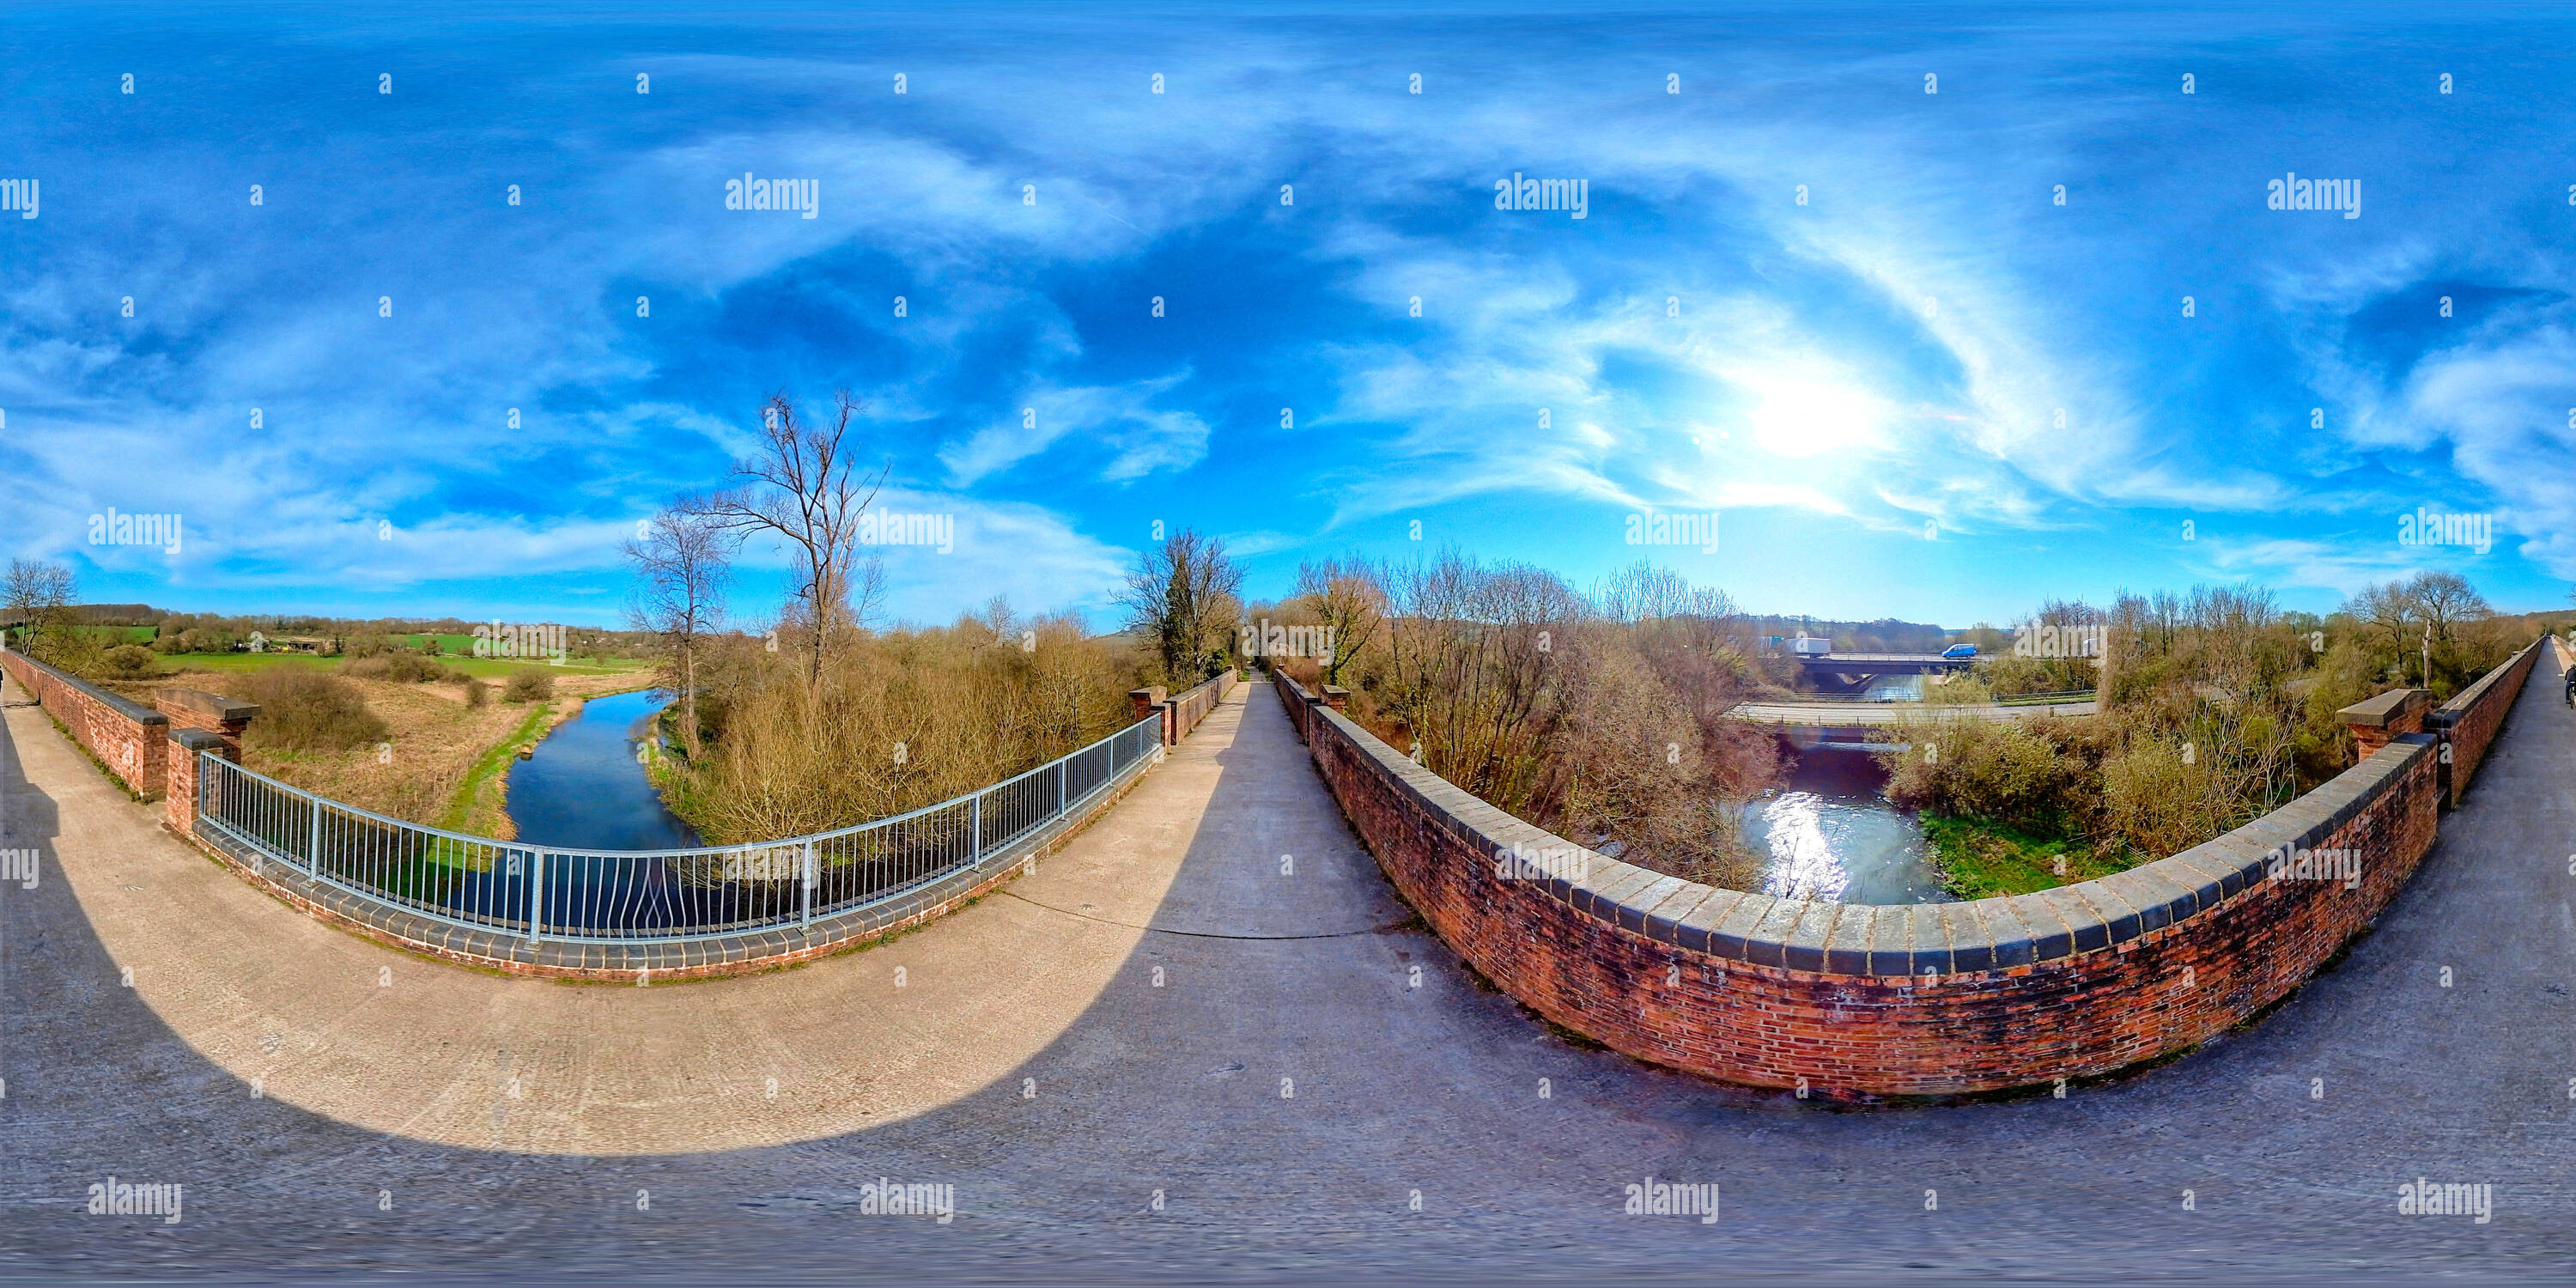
[1273,668,2448,1097]
[0,647,169,799]
[2426,635,2543,806]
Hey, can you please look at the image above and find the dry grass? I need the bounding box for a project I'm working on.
[116,666,647,830]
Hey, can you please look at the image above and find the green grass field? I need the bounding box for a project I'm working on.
[147,652,650,679]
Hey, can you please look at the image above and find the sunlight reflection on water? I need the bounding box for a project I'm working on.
[1740,752,1950,905]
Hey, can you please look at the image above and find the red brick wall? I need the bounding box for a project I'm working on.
[1273,668,2446,1097]
[0,648,167,799]
[2432,635,2543,805]
[1166,669,1236,744]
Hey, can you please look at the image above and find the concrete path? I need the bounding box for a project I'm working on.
[2,668,2569,1279]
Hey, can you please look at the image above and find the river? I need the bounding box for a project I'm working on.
[1738,749,1951,904]
[506,688,703,851]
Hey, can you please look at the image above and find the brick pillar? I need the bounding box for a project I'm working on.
[2337,688,2429,759]
[1321,685,1350,711]
[155,688,259,761]
[163,728,230,835]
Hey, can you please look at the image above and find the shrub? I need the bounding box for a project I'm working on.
[344,652,452,683]
[236,671,389,755]
[100,645,159,679]
[2100,733,2221,857]
[504,667,555,703]
[465,677,490,708]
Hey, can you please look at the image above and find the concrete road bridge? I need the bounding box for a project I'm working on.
[1,665,2568,1279]
[1793,650,1978,694]
[1727,696,2099,751]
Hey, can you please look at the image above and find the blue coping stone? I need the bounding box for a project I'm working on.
[1616,877,1687,934]
[1942,902,1996,974]
[1642,885,1716,948]
[2076,880,2140,944]
[1675,890,1741,955]
[1747,899,1804,969]
[2039,886,2110,954]
[1981,899,2038,969]
[1781,901,1839,974]
[1867,905,1914,977]
[1705,894,1770,962]
[2008,894,2073,963]
[1908,903,1953,976]
[1823,904,1875,975]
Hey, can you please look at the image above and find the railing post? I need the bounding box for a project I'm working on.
[1057,758,1067,817]
[306,794,322,878]
[528,848,546,943]
[801,840,815,930]
[971,792,983,866]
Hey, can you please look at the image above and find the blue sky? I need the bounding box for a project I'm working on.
[4,2,2573,632]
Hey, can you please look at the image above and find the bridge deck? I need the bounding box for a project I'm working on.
[3,666,2568,1277]
[1729,698,2099,726]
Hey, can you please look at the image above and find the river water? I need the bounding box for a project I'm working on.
[506,689,704,851]
[1738,750,1951,904]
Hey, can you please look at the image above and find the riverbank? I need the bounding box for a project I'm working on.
[1921,812,2148,900]
[106,664,655,832]
[503,688,702,850]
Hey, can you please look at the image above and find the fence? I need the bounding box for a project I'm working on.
[192,714,1164,945]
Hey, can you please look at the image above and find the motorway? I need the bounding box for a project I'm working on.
[0,669,2567,1280]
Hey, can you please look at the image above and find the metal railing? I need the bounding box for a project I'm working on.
[192,714,1165,945]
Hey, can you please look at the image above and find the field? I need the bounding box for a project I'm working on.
[109,661,655,837]
[141,651,649,679]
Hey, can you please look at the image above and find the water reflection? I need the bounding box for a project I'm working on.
[507,688,704,851]
[1739,749,1950,904]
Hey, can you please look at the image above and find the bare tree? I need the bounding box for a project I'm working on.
[3,558,77,661]
[1293,558,1385,686]
[695,392,884,687]
[2342,580,2421,682]
[2405,570,2489,645]
[1118,529,1244,685]
[625,507,736,758]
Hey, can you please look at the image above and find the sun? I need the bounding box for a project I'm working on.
[1747,380,1885,459]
